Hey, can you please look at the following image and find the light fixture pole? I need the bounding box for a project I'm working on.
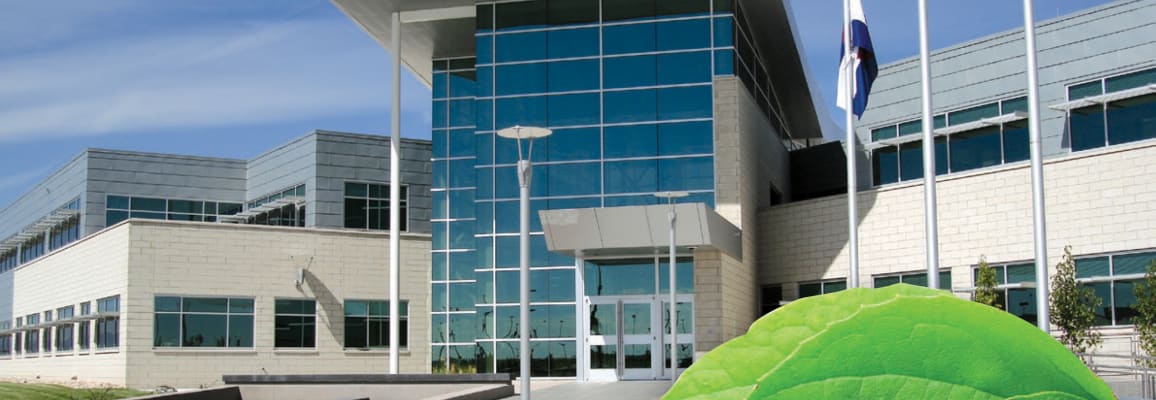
[496,125,552,400]
[655,191,688,381]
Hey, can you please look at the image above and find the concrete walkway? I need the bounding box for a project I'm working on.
[504,380,673,400]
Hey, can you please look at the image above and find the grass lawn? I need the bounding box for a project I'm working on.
[0,383,149,400]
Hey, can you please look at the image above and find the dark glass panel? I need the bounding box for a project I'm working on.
[432,345,448,373]
[107,195,129,209]
[106,210,128,226]
[604,55,656,89]
[604,124,658,158]
[476,4,494,32]
[1084,282,1112,325]
[449,314,477,343]
[1002,97,1028,114]
[662,301,693,334]
[898,139,947,181]
[548,59,599,92]
[872,147,899,185]
[871,126,897,141]
[477,66,494,97]
[131,197,166,212]
[604,90,657,123]
[658,259,695,294]
[449,159,476,188]
[604,195,658,207]
[713,49,734,76]
[1114,252,1156,275]
[183,298,227,313]
[449,282,476,312]
[875,276,901,288]
[496,341,520,374]
[432,221,446,250]
[495,270,519,305]
[657,85,712,120]
[433,253,448,281]
[949,126,1001,172]
[496,306,520,339]
[1007,288,1038,325]
[449,344,478,373]
[432,283,447,312]
[168,199,201,213]
[655,18,710,51]
[603,23,655,55]
[1070,105,1106,151]
[1003,120,1029,163]
[228,316,253,348]
[229,298,254,313]
[449,70,476,98]
[624,344,651,369]
[495,31,547,62]
[898,120,922,137]
[657,51,711,85]
[449,252,476,281]
[448,58,475,71]
[153,314,180,347]
[1106,94,1156,145]
[589,304,616,336]
[548,93,600,127]
[590,345,617,369]
[547,28,599,59]
[495,0,546,30]
[449,220,474,249]
[155,296,180,312]
[948,102,1000,125]
[604,160,658,194]
[344,198,367,229]
[547,0,598,25]
[713,17,733,47]
[1115,280,1140,325]
[799,283,822,298]
[274,315,315,348]
[1105,68,1156,93]
[433,130,448,159]
[496,63,547,96]
[1006,264,1036,283]
[475,132,494,167]
[476,306,494,340]
[657,0,710,16]
[658,121,712,155]
[448,189,475,219]
[182,314,227,347]
[496,95,548,129]
[585,260,656,296]
[603,0,655,21]
[1076,256,1110,278]
[622,303,650,335]
[496,236,519,268]
[1068,81,1102,100]
[450,99,475,127]
[547,128,601,161]
[825,281,848,293]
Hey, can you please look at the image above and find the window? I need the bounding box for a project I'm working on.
[275,299,316,348]
[344,300,408,349]
[107,195,243,226]
[1076,250,1155,326]
[760,285,782,315]
[344,182,409,231]
[54,306,74,352]
[0,333,10,357]
[96,295,120,349]
[78,302,91,350]
[874,270,952,290]
[25,314,40,354]
[798,279,847,299]
[972,263,1037,326]
[1066,68,1156,152]
[154,296,254,348]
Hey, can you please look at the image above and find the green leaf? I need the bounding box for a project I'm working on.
[664,284,1114,400]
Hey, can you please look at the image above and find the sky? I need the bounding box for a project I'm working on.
[0,0,1113,210]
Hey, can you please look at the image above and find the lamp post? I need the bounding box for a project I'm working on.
[496,125,552,400]
[655,190,688,381]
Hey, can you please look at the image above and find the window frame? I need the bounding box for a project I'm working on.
[95,295,121,350]
[1074,249,1156,327]
[153,295,256,349]
[873,270,953,290]
[343,299,410,351]
[797,278,847,299]
[343,181,411,232]
[274,298,318,349]
[1063,68,1156,153]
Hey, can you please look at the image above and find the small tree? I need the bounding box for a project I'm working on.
[1132,259,1156,367]
[975,256,1001,309]
[1050,245,1102,356]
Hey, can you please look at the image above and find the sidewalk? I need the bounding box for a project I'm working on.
[504,380,673,400]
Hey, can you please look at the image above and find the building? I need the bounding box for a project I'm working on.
[332,0,1156,381]
[0,130,433,388]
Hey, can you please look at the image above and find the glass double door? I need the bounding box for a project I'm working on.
[586,295,692,381]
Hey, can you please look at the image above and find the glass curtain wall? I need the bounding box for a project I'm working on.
[432,0,737,377]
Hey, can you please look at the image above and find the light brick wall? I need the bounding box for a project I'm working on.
[0,225,131,386]
[759,140,1156,354]
[123,221,430,389]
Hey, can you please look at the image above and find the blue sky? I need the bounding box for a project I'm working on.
[0,0,1112,209]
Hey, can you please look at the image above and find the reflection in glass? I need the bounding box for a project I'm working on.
[432,345,448,373]
[476,341,495,373]
[590,345,617,369]
[623,303,650,335]
[496,341,520,375]
[586,261,657,296]
[663,302,694,334]
[1007,288,1038,326]
[656,19,711,51]
[1115,280,1139,325]
[1084,282,1112,325]
[450,344,477,373]
[664,343,695,369]
[624,344,652,369]
[1070,105,1106,151]
[949,127,1001,172]
[589,304,617,335]
[1107,95,1156,146]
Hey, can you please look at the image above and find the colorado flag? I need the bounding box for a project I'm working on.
[836,0,878,118]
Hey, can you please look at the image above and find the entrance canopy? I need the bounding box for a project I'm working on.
[539,203,741,260]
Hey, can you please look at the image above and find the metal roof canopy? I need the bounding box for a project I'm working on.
[330,0,825,139]
[539,203,741,260]
[0,208,80,253]
[1049,84,1156,111]
[218,197,305,223]
[865,111,1029,150]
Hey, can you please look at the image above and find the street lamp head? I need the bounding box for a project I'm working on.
[654,191,690,200]
[496,125,553,140]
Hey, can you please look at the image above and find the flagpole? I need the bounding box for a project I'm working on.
[844,0,860,289]
[917,0,941,289]
[1022,0,1051,333]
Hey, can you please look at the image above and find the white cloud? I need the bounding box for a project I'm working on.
[0,167,50,190]
[0,10,430,143]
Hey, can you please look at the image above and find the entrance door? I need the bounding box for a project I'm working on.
[586,296,660,380]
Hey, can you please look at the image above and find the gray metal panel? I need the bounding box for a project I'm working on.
[857,0,1156,162]
[540,204,741,259]
[85,150,247,235]
[247,132,319,226]
[0,152,87,240]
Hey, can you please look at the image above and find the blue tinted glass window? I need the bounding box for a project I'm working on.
[448,190,475,219]
[714,17,733,47]
[477,237,494,268]
[548,59,599,93]
[604,90,657,123]
[1068,81,1103,100]
[1070,106,1105,151]
[658,85,711,120]
[495,0,546,31]
[948,103,999,125]
[450,99,475,127]
[476,4,493,33]
[873,147,899,185]
[477,66,493,97]
[1003,121,1029,163]
[547,27,599,59]
[605,160,658,194]
[603,23,655,55]
[476,167,493,199]
[714,50,734,76]
[432,130,448,159]
[657,51,711,85]
[950,127,1001,172]
[547,162,601,197]
[476,133,494,165]
[477,35,494,64]
[548,93,600,127]
[450,252,476,280]
[548,128,601,161]
[659,157,713,191]
[495,166,547,198]
[1107,95,1156,145]
[658,121,712,155]
[604,55,656,89]
[496,236,519,268]
[899,139,948,180]
[432,191,447,219]
[496,31,547,62]
[495,135,547,165]
[549,197,601,210]
[656,19,710,51]
[448,282,475,311]
[449,159,476,188]
[449,129,475,158]
[494,201,519,234]
[449,221,474,249]
[433,72,448,99]
[433,101,448,129]
[432,253,447,281]
[432,222,447,250]
[605,195,658,207]
[1106,68,1156,93]
[496,63,547,96]
[604,124,658,158]
[475,202,493,234]
[496,96,548,129]
[433,160,447,188]
[476,99,494,131]
[686,191,714,208]
[449,70,476,98]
